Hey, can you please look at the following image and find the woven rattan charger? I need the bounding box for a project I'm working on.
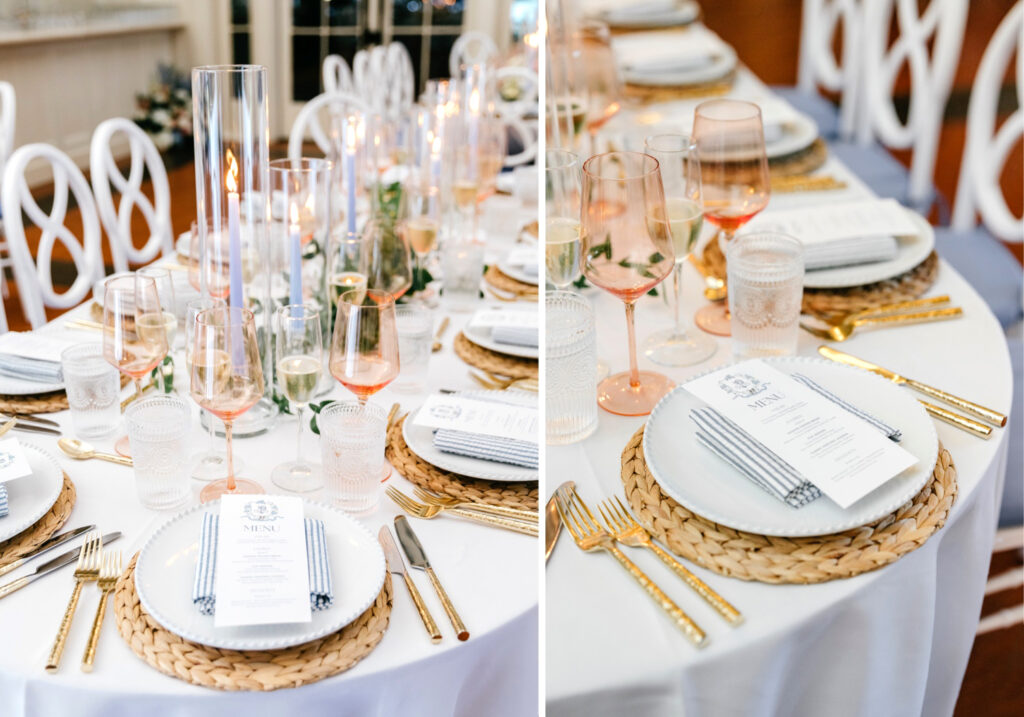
[620,427,957,584]
[701,238,940,319]
[0,474,75,567]
[453,332,538,381]
[114,554,393,691]
[387,416,538,512]
[484,265,538,298]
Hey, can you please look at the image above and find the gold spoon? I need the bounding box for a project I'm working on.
[57,438,133,467]
[432,316,450,352]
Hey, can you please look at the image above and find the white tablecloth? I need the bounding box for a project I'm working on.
[0,218,538,716]
[546,110,1013,715]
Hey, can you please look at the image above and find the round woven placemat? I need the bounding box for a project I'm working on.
[769,137,828,177]
[701,240,940,319]
[484,266,538,298]
[0,474,75,567]
[620,427,957,584]
[624,69,736,103]
[453,332,538,380]
[114,554,393,691]
[387,416,538,511]
[0,390,69,414]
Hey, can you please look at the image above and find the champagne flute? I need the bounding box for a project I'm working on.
[330,289,400,405]
[272,304,323,492]
[692,99,771,336]
[397,181,441,291]
[190,306,265,502]
[185,297,235,481]
[545,149,582,290]
[103,275,169,456]
[641,134,718,366]
[581,152,676,416]
[137,266,178,350]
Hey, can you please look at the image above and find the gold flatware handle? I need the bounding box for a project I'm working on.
[847,295,950,321]
[606,544,707,647]
[425,567,468,641]
[770,175,847,193]
[403,573,442,643]
[94,452,133,467]
[457,503,538,522]
[920,400,993,439]
[46,580,84,672]
[433,316,450,352]
[0,575,30,599]
[647,543,742,625]
[449,507,538,535]
[81,590,111,672]
[0,557,24,578]
[855,308,962,328]
[907,379,1006,427]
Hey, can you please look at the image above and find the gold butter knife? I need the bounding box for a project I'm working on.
[378,526,442,643]
[818,346,1007,427]
[395,516,469,641]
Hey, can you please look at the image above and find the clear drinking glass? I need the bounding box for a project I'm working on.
[580,152,676,416]
[61,343,120,440]
[546,291,598,444]
[441,239,485,312]
[641,134,718,366]
[393,305,433,394]
[185,297,232,481]
[545,149,582,290]
[273,304,323,492]
[319,401,388,515]
[727,232,805,359]
[125,395,192,510]
[397,181,441,288]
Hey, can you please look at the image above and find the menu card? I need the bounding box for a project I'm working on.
[748,199,919,245]
[684,360,917,508]
[0,438,33,485]
[414,395,538,443]
[469,309,539,331]
[214,495,312,627]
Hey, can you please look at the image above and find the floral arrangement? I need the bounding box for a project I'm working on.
[133,64,192,152]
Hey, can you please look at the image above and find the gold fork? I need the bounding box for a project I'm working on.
[599,496,742,625]
[800,307,963,342]
[46,531,102,672]
[387,487,538,536]
[556,488,707,647]
[81,550,121,672]
[412,487,539,523]
[814,295,951,327]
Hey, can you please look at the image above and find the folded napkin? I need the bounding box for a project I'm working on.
[0,484,8,519]
[505,249,539,279]
[433,392,539,470]
[613,27,726,75]
[492,325,539,348]
[0,333,72,384]
[470,310,540,349]
[691,375,901,508]
[192,513,333,616]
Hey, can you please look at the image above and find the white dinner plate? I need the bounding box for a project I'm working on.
[135,498,386,650]
[803,210,936,289]
[0,374,63,395]
[402,391,538,482]
[463,317,540,360]
[599,2,701,29]
[643,356,938,537]
[175,230,192,259]
[0,443,65,542]
[622,44,737,87]
[497,259,540,287]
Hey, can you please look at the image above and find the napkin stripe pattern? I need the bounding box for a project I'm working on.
[431,390,539,469]
[791,374,902,441]
[192,513,333,616]
[0,483,8,519]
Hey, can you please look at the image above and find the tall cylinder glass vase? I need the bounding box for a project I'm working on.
[192,64,278,437]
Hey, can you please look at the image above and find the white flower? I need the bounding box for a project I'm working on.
[153,131,174,150]
[151,109,172,127]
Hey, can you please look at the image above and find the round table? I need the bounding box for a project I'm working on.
[546,149,1013,716]
[0,218,538,716]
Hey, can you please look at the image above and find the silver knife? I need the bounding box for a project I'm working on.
[395,516,469,641]
[0,412,61,428]
[12,423,62,437]
[378,526,442,643]
[546,481,574,564]
[0,524,96,577]
[0,531,122,600]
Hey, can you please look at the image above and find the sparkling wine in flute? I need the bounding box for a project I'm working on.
[545,217,582,287]
[135,312,176,344]
[453,180,479,208]
[277,354,321,404]
[403,217,440,255]
[663,197,704,258]
[330,272,368,306]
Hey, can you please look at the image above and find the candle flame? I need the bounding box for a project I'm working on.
[345,116,359,151]
[432,134,442,155]
[469,89,480,115]
[290,200,300,226]
[225,148,239,194]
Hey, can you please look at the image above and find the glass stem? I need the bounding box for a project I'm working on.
[672,259,684,336]
[625,301,640,387]
[207,410,217,450]
[224,421,235,492]
[294,404,304,464]
[132,377,143,409]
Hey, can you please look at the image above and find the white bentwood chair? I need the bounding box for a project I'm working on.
[0,143,104,330]
[449,31,498,77]
[796,0,864,139]
[90,118,174,273]
[287,92,371,161]
[353,45,389,118]
[0,81,17,305]
[322,54,354,94]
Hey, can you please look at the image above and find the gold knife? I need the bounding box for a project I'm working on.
[545,481,574,564]
[395,515,469,641]
[378,526,442,643]
[818,346,1007,427]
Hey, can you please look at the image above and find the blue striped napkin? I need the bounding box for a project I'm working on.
[192,513,333,616]
[0,483,8,519]
[492,325,539,348]
[432,391,539,469]
[691,374,902,508]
